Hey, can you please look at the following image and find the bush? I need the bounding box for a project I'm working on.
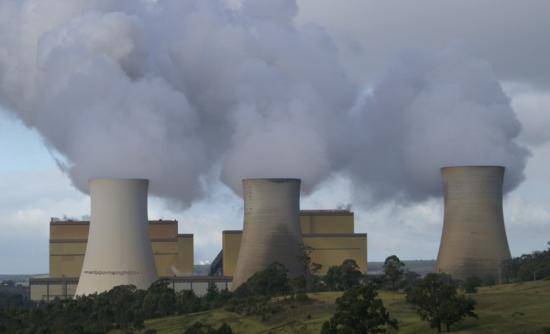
[383,255,405,291]
[321,283,398,334]
[324,259,364,291]
[234,262,291,298]
[502,242,550,282]
[463,277,482,293]
[407,273,477,332]
[184,321,234,334]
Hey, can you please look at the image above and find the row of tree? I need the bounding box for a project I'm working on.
[0,281,233,333]
[0,252,487,334]
[502,242,550,282]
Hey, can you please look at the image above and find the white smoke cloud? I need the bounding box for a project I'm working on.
[346,48,529,204]
[0,0,529,208]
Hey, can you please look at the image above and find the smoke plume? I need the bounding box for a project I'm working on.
[0,0,529,207]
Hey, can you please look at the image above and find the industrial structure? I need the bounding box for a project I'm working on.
[211,210,368,277]
[49,219,193,278]
[31,218,195,301]
[231,179,305,289]
[210,210,367,276]
[75,179,158,295]
[436,166,512,281]
[30,178,368,300]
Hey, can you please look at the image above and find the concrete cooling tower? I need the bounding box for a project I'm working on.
[75,179,158,296]
[436,166,511,281]
[231,178,305,289]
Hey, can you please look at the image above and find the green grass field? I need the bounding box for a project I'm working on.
[140,280,550,334]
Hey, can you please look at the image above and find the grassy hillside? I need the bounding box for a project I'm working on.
[140,280,550,334]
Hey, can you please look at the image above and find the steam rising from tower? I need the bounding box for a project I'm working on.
[436,166,511,280]
[0,1,529,208]
[75,179,157,296]
[231,178,304,289]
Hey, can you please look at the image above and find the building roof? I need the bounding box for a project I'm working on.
[300,210,353,216]
[50,218,178,225]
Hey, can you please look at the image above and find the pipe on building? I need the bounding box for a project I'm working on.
[75,179,157,296]
[231,178,305,289]
[436,166,511,281]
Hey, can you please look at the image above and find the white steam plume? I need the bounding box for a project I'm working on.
[0,0,528,207]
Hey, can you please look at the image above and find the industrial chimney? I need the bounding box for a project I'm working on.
[436,166,511,281]
[231,178,305,289]
[75,179,157,295]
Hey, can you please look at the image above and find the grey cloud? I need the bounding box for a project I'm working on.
[0,0,529,208]
[297,0,550,88]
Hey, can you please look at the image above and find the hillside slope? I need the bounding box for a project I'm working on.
[141,280,550,334]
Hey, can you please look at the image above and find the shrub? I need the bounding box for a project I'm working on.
[321,283,398,334]
[184,321,234,334]
[383,255,405,291]
[234,262,291,298]
[324,259,364,291]
[463,277,482,293]
[407,273,477,332]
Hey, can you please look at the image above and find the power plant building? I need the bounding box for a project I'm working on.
[30,178,367,300]
[49,219,194,278]
[436,166,511,281]
[211,210,368,277]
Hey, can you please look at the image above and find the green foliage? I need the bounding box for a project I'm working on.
[226,295,283,320]
[0,279,227,333]
[0,291,33,311]
[321,283,398,334]
[406,273,477,332]
[401,270,420,291]
[233,262,291,298]
[383,255,405,291]
[143,280,177,318]
[184,321,234,334]
[502,242,550,282]
[463,277,482,293]
[324,259,364,291]
[297,243,324,292]
[227,263,315,321]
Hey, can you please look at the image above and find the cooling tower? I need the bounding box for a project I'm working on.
[231,178,305,289]
[75,179,157,296]
[436,166,511,281]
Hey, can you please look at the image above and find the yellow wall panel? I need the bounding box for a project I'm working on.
[175,235,194,275]
[49,221,193,278]
[223,211,362,277]
[222,232,242,277]
[221,230,367,277]
[50,242,87,255]
[50,224,89,240]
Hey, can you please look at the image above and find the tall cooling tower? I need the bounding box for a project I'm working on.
[75,179,157,296]
[231,178,305,289]
[436,166,511,281]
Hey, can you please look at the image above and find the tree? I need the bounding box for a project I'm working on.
[406,273,477,332]
[324,259,364,291]
[463,277,482,293]
[142,280,176,318]
[184,321,234,334]
[234,262,291,298]
[383,255,405,290]
[321,283,398,334]
[401,270,421,291]
[501,241,550,283]
[297,243,323,291]
[324,265,343,291]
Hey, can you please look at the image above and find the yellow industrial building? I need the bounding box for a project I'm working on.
[32,210,366,301]
[210,210,368,276]
[49,219,194,277]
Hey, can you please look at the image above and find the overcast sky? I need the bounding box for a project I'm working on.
[1,0,550,274]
